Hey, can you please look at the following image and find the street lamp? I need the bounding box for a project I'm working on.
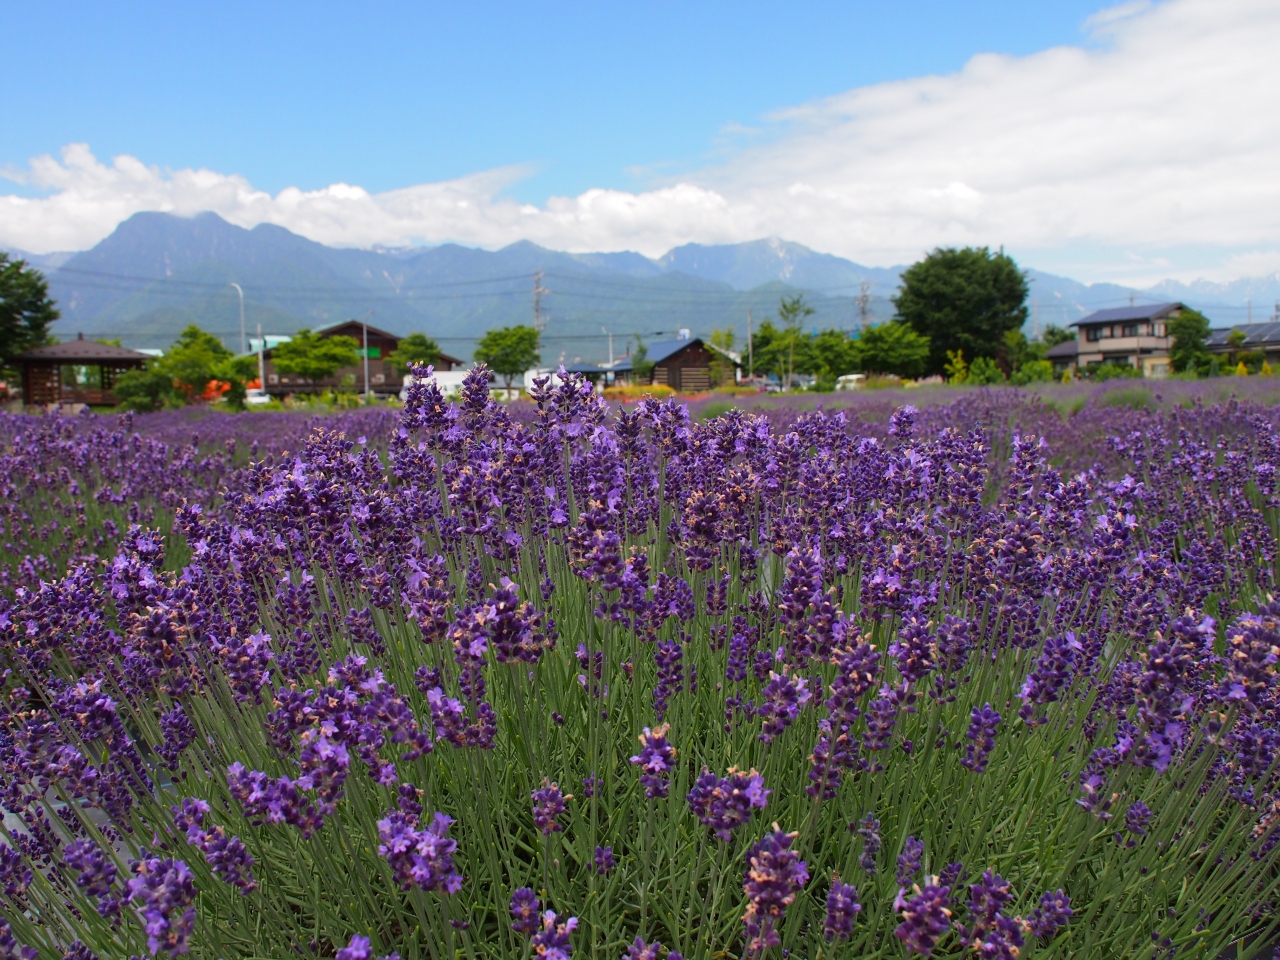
[229,283,246,355]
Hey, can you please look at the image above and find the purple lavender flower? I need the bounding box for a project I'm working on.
[896,836,924,884]
[581,775,601,798]
[965,870,1014,938]
[755,672,811,743]
[686,767,770,841]
[158,704,196,772]
[532,779,570,835]
[741,826,809,956]
[510,887,541,935]
[862,687,900,752]
[623,936,682,959]
[61,941,99,960]
[855,814,881,874]
[594,845,615,874]
[630,724,677,800]
[0,919,35,960]
[1029,889,1072,939]
[530,909,578,959]
[1018,633,1083,721]
[823,877,862,941]
[1125,801,1153,837]
[62,838,119,916]
[652,639,684,721]
[336,935,372,960]
[124,857,197,956]
[960,703,1002,773]
[0,847,31,901]
[890,613,937,684]
[376,811,463,894]
[893,882,953,957]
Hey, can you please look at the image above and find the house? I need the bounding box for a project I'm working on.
[259,320,462,396]
[610,337,738,392]
[16,334,149,408]
[1045,339,1079,378]
[1205,322,1280,367]
[1067,302,1184,378]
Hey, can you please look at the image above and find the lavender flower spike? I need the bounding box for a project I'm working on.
[893,881,953,957]
[824,877,862,941]
[742,825,809,956]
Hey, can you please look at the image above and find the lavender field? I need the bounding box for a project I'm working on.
[0,373,1278,959]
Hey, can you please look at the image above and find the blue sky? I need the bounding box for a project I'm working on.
[3,1,1106,201]
[3,0,1279,286]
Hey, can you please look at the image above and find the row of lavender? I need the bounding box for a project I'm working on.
[0,372,1277,958]
[0,407,399,588]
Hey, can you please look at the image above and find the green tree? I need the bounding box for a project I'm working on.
[1042,324,1075,348]
[777,295,815,388]
[474,325,540,394]
[809,329,860,386]
[629,336,654,384]
[853,322,930,379]
[160,325,232,401]
[388,332,442,377]
[708,328,737,387]
[272,329,359,391]
[0,253,59,379]
[893,246,1029,376]
[967,355,1007,385]
[113,364,179,412]
[748,322,784,383]
[1168,308,1212,375]
[1010,359,1054,385]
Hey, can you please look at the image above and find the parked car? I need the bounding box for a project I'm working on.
[835,374,866,391]
[244,388,272,406]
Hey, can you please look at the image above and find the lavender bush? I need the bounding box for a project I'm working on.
[0,369,1277,957]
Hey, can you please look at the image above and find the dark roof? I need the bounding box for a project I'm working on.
[1045,339,1079,359]
[560,362,606,375]
[1206,322,1280,348]
[1070,303,1183,327]
[314,318,402,342]
[17,336,150,363]
[611,338,702,372]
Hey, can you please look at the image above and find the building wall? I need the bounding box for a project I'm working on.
[651,342,715,393]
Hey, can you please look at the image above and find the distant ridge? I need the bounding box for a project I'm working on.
[9,211,1265,358]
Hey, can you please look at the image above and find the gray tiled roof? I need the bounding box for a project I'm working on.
[17,336,150,363]
[1070,303,1183,326]
[1045,339,1079,359]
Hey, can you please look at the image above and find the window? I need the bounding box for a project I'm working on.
[1086,327,1102,342]
[1122,323,1141,337]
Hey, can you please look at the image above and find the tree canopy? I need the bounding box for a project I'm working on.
[272,329,359,387]
[474,325,540,392]
[893,247,1029,376]
[854,322,931,379]
[388,332,442,377]
[0,253,59,378]
[1168,308,1213,375]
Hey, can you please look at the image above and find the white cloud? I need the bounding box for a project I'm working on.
[2,0,1279,283]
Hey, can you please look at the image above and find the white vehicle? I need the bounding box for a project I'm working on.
[244,388,272,406]
[835,374,866,391]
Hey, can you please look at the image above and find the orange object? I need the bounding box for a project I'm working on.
[201,379,231,402]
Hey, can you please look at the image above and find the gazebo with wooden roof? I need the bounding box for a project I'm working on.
[16,334,149,407]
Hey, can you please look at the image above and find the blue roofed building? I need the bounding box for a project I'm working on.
[1205,322,1280,368]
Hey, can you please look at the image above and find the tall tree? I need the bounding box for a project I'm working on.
[630,336,654,384]
[0,253,59,378]
[708,328,737,386]
[777,295,815,388]
[388,332,442,377]
[272,329,359,391]
[808,329,860,382]
[474,325,540,394]
[893,247,1029,376]
[1042,324,1075,348]
[1168,308,1212,375]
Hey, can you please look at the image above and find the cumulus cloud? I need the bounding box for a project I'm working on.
[2,0,1278,282]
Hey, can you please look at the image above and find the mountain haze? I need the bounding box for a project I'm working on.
[12,212,1269,362]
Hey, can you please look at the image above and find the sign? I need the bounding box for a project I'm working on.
[355,347,381,359]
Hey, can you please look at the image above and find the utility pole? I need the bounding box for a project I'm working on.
[229,283,246,355]
[1247,299,1252,324]
[533,271,549,331]
[856,281,871,328]
[1033,300,1040,341]
[1273,300,1279,322]
[747,310,754,380]
[362,310,373,402]
[601,327,613,367]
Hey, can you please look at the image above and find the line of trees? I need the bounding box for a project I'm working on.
[744,246,1061,387]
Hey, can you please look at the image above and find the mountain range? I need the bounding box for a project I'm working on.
[8,212,1277,363]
